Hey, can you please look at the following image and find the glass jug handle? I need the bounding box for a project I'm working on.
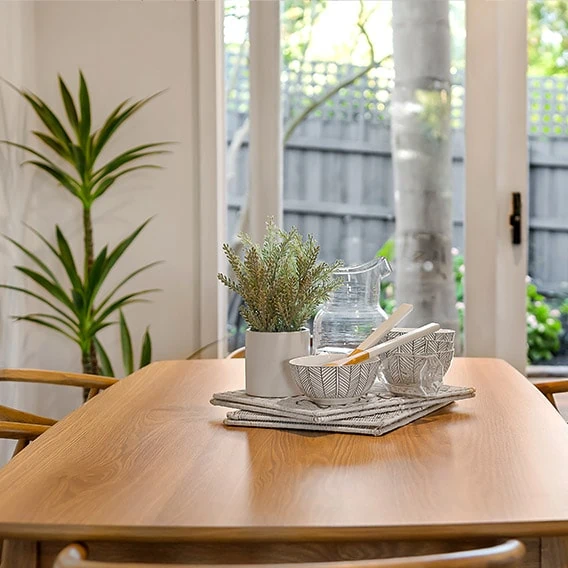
[377,256,392,278]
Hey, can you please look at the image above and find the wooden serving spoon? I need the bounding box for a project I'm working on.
[327,322,441,366]
[347,303,413,357]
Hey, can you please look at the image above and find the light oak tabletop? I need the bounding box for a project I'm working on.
[0,358,567,543]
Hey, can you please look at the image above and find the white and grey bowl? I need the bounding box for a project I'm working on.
[289,353,379,405]
[378,350,455,397]
[383,328,456,355]
[377,328,455,396]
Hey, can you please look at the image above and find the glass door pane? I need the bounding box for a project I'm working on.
[527,1,568,372]
[224,1,466,350]
[280,1,465,338]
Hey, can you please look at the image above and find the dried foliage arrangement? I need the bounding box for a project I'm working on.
[218,219,342,333]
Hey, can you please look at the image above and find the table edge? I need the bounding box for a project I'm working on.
[1,521,568,543]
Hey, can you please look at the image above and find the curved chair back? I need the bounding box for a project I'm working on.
[0,369,117,458]
[55,540,525,568]
[535,379,568,414]
[227,347,245,359]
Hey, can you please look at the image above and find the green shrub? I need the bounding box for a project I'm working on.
[377,239,565,364]
[526,282,563,362]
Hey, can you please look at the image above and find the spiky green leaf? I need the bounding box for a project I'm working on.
[14,266,75,312]
[0,284,77,326]
[91,165,162,200]
[92,91,165,159]
[89,220,152,305]
[96,261,162,311]
[140,327,152,368]
[20,90,73,150]
[18,312,79,334]
[78,72,91,146]
[58,75,80,136]
[12,315,79,344]
[3,235,58,282]
[23,160,81,198]
[85,245,108,304]
[94,289,159,324]
[119,311,134,375]
[32,131,72,162]
[55,226,82,292]
[92,144,171,184]
[94,338,115,377]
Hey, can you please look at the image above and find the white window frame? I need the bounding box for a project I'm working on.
[465,0,528,371]
[248,0,283,241]
[196,0,227,354]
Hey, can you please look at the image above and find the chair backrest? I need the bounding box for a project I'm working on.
[227,346,245,359]
[534,379,568,413]
[55,540,525,568]
[0,368,118,458]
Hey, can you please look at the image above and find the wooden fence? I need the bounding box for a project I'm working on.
[227,56,568,294]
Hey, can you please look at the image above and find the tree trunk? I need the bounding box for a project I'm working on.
[391,0,459,337]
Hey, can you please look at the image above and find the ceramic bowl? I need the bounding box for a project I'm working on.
[378,349,455,397]
[383,328,456,355]
[289,353,379,405]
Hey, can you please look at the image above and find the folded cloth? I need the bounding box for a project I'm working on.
[224,400,454,437]
[211,383,475,424]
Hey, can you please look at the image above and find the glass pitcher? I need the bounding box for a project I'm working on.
[313,257,392,354]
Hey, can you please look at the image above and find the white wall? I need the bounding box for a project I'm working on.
[0,1,205,462]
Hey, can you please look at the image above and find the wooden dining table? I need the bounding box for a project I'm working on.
[0,358,567,568]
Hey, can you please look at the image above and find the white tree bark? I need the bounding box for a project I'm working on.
[391,0,459,335]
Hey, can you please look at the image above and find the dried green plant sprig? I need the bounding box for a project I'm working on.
[218,220,342,332]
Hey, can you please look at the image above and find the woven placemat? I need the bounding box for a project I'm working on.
[224,401,453,437]
[211,383,475,424]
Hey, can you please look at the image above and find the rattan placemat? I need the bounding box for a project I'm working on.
[211,383,475,424]
[224,401,454,437]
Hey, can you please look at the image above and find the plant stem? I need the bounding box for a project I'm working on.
[83,206,95,278]
[83,204,100,376]
[89,341,100,375]
[81,350,91,374]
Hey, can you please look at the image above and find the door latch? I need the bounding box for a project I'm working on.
[509,192,522,245]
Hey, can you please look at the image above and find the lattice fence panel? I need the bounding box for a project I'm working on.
[227,50,466,130]
[228,50,568,137]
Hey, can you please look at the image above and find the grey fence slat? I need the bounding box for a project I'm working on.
[228,110,568,294]
[226,54,568,292]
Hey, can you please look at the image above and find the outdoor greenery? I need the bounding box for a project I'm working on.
[1,72,167,377]
[526,282,566,362]
[218,219,342,333]
[377,239,568,364]
[528,0,568,75]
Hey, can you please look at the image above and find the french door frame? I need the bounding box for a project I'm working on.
[202,0,529,369]
[465,0,528,371]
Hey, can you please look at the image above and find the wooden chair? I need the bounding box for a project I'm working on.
[55,540,525,568]
[534,379,568,413]
[0,368,117,458]
[227,346,245,359]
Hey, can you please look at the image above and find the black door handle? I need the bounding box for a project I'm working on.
[509,192,522,245]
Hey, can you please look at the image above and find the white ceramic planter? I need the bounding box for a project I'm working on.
[245,328,310,397]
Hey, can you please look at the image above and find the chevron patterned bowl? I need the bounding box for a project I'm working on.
[289,353,380,405]
[382,328,456,355]
[378,350,455,397]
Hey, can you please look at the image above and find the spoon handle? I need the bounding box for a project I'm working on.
[349,303,413,355]
[331,323,441,366]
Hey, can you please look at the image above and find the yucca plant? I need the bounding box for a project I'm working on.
[1,72,168,376]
